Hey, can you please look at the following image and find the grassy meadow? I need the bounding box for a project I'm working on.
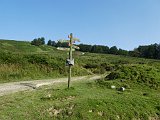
[0,40,90,83]
[0,39,160,119]
[0,78,159,120]
[1,39,160,83]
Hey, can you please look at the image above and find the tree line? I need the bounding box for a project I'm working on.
[46,40,128,56]
[31,37,45,46]
[31,38,160,60]
[77,44,128,55]
[129,43,160,59]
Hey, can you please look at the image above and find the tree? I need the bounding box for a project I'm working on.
[91,45,107,53]
[51,41,56,46]
[78,44,92,52]
[47,40,57,46]
[109,46,118,54]
[47,40,52,46]
[156,44,160,59]
[40,37,45,45]
[31,37,45,46]
[102,46,109,54]
[55,41,62,47]
[129,43,160,59]
[147,45,156,59]
[118,48,128,55]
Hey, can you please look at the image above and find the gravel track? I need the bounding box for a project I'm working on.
[0,75,102,96]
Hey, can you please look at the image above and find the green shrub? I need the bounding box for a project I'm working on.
[105,64,160,89]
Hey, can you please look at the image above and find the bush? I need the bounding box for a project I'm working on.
[105,64,160,89]
[0,52,27,64]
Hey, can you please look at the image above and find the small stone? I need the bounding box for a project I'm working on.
[48,94,51,98]
[111,85,116,89]
[49,112,53,117]
[117,115,120,119]
[68,111,73,115]
[89,110,93,113]
[120,79,125,82]
[98,111,103,116]
[119,87,125,91]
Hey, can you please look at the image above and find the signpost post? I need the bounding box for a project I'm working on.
[68,33,73,89]
[67,33,80,88]
[58,33,79,89]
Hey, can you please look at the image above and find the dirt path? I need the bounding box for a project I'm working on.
[0,75,102,96]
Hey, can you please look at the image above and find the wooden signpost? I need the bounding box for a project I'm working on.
[68,33,73,89]
[59,33,80,88]
[67,33,80,88]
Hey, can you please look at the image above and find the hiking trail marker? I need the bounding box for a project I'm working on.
[59,33,80,88]
[67,33,80,88]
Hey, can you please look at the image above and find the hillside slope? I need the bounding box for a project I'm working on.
[0,39,57,53]
[0,39,160,86]
[0,40,160,119]
[0,40,91,83]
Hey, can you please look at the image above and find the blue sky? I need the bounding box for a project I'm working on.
[0,0,160,50]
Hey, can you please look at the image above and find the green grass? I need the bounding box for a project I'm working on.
[0,79,159,120]
[0,40,91,82]
[1,39,160,84]
[0,39,57,53]
[103,64,160,89]
[0,40,160,119]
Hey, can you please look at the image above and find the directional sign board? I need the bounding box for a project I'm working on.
[72,45,80,49]
[58,39,70,43]
[57,47,75,51]
[72,37,80,42]
[58,38,80,44]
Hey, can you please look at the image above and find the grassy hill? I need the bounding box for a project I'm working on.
[0,39,160,119]
[0,39,57,53]
[0,40,96,82]
[1,39,160,83]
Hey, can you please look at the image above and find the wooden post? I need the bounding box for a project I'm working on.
[68,33,73,89]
